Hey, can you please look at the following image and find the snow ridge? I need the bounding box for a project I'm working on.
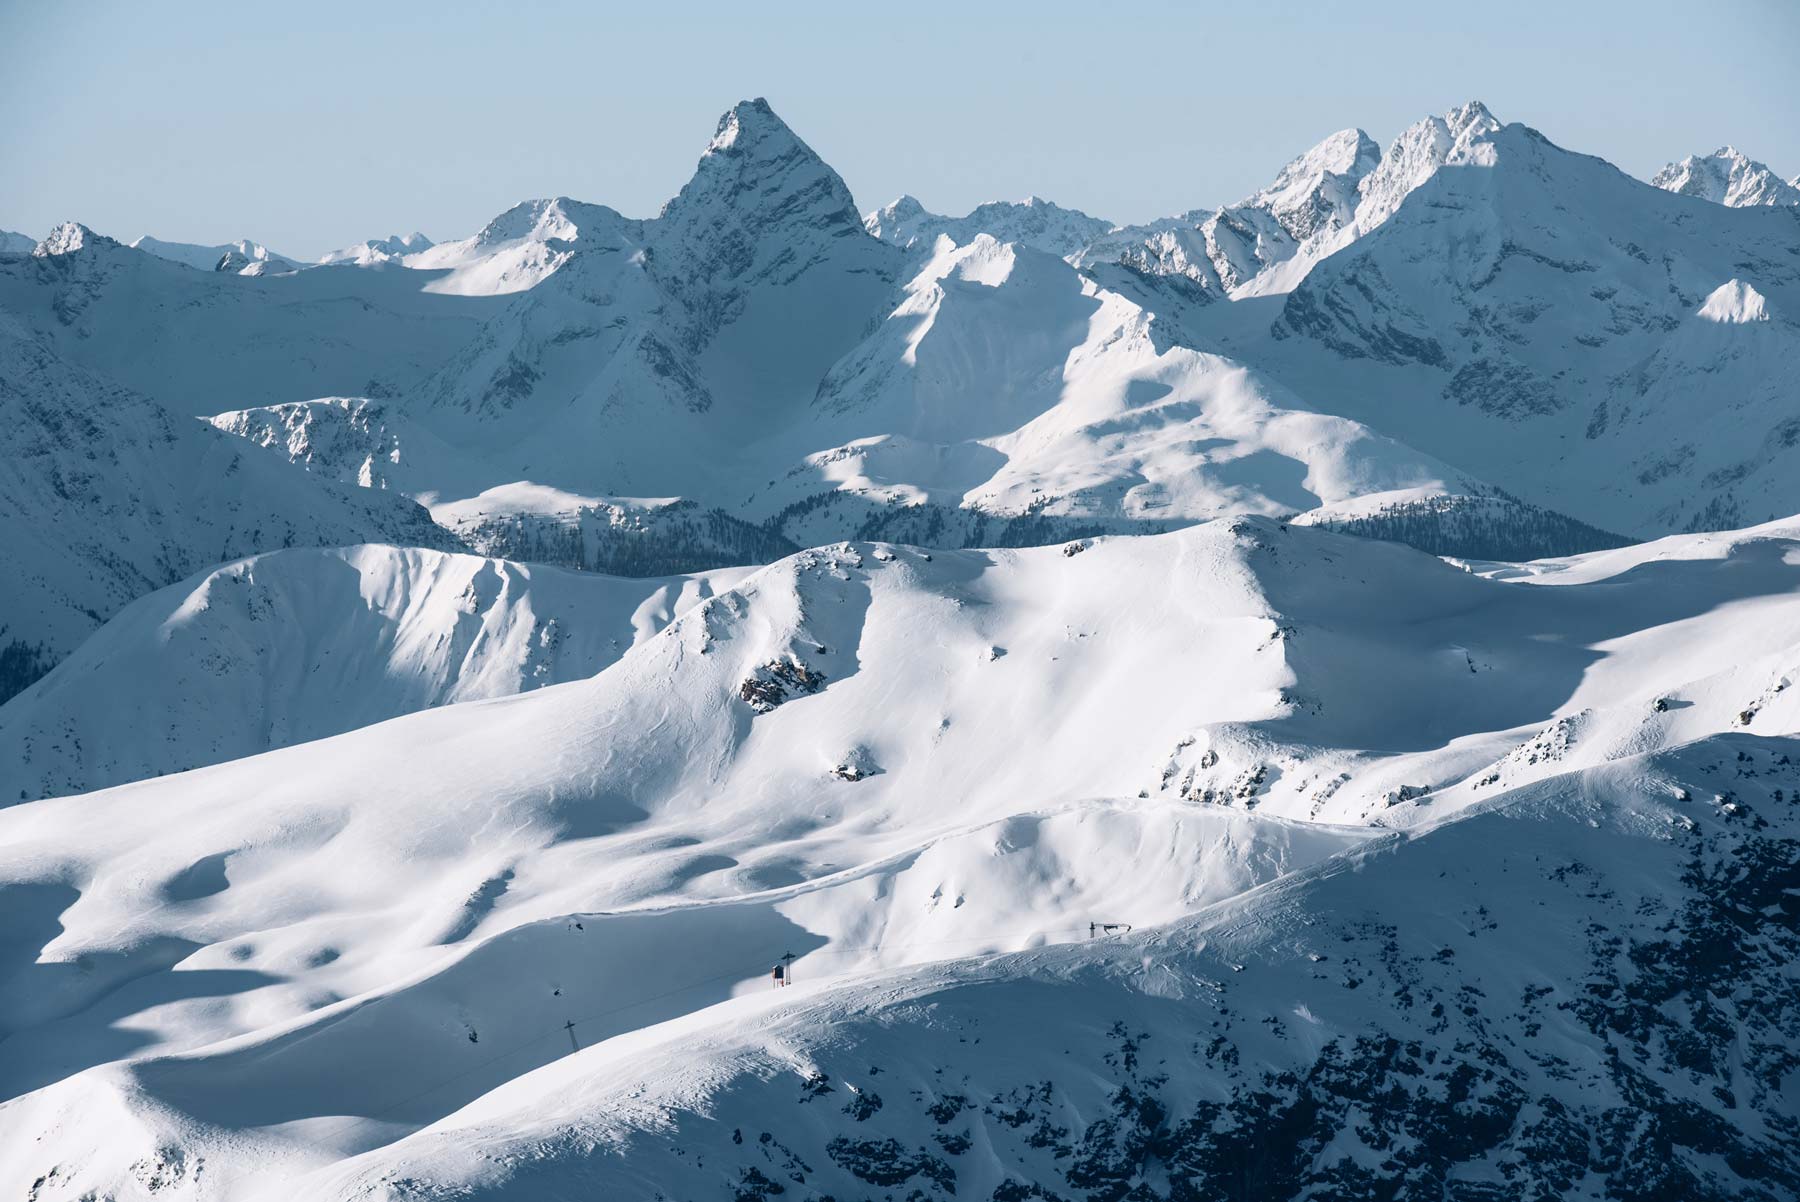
[1652,145,1800,207]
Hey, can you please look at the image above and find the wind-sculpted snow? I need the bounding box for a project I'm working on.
[9,93,1800,1199]
[307,736,1800,1202]
[8,518,1800,1196]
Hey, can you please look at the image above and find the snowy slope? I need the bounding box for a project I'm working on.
[753,236,1474,548]
[864,194,1115,259]
[1652,145,1800,207]
[6,515,1800,1197]
[297,733,1800,1202]
[0,317,455,706]
[129,236,299,275]
[0,546,751,801]
[0,229,36,255]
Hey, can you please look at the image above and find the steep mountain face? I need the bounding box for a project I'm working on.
[864,194,1115,259]
[1250,120,1800,537]
[1652,146,1800,207]
[0,546,750,801]
[0,223,504,416]
[405,100,903,500]
[129,235,298,274]
[0,317,455,706]
[7,515,1800,1197]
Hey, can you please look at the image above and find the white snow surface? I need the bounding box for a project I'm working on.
[0,546,751,800]
[6,516,1800,1196]
[1652,145,1800,207]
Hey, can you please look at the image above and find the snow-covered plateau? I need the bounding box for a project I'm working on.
[2,96,1798,1201]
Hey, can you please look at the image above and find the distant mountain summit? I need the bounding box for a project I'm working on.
[131,234,298,274]
[864,193,1114,258]
[31,221,116,256]
[1653,146,1800,207]
[318,230,435,265]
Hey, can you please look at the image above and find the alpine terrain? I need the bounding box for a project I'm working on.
[2,90,1798,1202]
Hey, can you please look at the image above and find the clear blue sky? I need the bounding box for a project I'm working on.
[5,0,1798,259]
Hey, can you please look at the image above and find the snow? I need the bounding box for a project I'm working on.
[5,93,1800,1200]
[0,316,455,707]
[0,546,751,800]
[317,231,434,265]
[8,516,1800,1196]
[1652,145,1800,207]
[864,194,1114,259]
[1696,277,1771,323]
[130,235,298,275]
[32,221,112,256]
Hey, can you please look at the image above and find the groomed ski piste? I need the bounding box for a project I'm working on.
[4,515,1799,1199]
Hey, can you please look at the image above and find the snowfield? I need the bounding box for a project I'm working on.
[2,92,1799,1200]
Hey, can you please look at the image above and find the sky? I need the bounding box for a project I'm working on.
[4,0,1799,259]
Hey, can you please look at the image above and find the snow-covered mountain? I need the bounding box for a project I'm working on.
[189,102,1507,570]
[1652,145,1800,207]
[864,194,1114,258]
[6,515,1800,1197]
[6,92,1800,1200]
[317,230,435,265]
[0,315,454,707]
[1230,118,1800,538]
[129,235,299,275]
[402,197,641,294]
[0,546,751,800]
[0,229,35,254]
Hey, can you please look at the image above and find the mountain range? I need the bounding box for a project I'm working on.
[2,96,1798,1201]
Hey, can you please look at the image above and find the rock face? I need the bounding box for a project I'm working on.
[1652,146,1800,208]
